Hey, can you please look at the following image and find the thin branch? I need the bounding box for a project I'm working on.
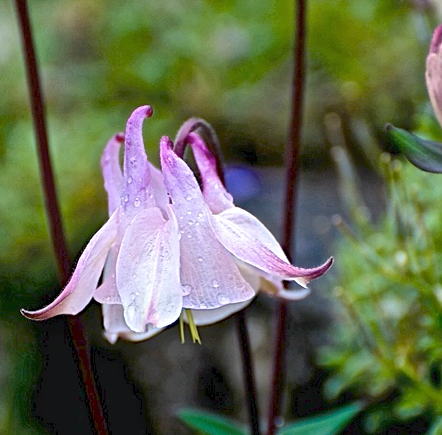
[267,1,307,434]
[14,1,108,433]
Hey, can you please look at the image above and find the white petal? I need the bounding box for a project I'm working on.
[116,206,182,332]
[212,207,333,285]
[102,304,164,343]
[22,210,118,320]
[183,300,252,326]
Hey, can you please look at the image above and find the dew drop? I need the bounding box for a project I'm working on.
[130,157,137,167]
[127,176,133,184]
[217,293,230,304]
[188,220,194,226]
[182,284,193,296]
[187,210,192,215]
[187,233,192,239]
[212,279,219,288]
[167,156,173,164]
[198,212,204,218]
[123,195,129,203]
[197,256,203,262]
[185,194,192,201]
[199,302,208,309]
[130,292,137,301]
[134,197,141,207]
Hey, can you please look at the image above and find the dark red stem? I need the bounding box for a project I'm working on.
[267,1,307,434]
[236,311,261,435]
[14,1,108,433]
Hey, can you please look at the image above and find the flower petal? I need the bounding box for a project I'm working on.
[121,106,155,221]
[212,207,333,286]
[102,304,164,344]
[116,206,182,332]
[149,161,169,208]
[183,300,252,326]
[427,24,442,128]
[160,136,256,309]
[187,132,234,214]
[101,133,124,215]
[94,244,121,304]
[21,210,119,320]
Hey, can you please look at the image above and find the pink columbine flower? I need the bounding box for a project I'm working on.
[22,105,333,342]
[427,24,442,128]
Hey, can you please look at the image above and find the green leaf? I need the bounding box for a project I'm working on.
[277,402,363,435]
[385,124,442,173]
[176,408,247,435]
[427,417,442,435]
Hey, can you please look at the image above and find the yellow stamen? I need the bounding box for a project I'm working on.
[185,309,201,344]
[179,314,185,344]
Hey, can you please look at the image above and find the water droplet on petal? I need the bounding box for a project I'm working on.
[187,233,192,239]
[197,256,203,262]
[127,176,133,184]
[185,194,192,201]
[198,212,204,218]
[182,284,193,296]
[212,279,219,288]
[134,197,141,207]
[199,302,208,309]
[187,210,192,215]
[188,220,194,225]
[124,195,129,203]
[130,157,137,167]
[217,293,230,304]
[130,292,136,301]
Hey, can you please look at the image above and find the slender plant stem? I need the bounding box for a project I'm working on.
[267,1,307,434]
[14,1,109,433]
[236,311,261,435]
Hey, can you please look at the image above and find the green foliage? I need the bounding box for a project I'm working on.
[320,149,442,432]
[177,404,362,435]
[176,408,246,435]
[386,124,442,173]
[278,402,362,435]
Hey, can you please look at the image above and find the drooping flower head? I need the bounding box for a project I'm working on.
[22,105,333,343]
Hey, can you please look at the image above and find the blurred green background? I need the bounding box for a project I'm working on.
[0,0,440,433]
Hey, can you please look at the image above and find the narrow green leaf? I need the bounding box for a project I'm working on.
[385,124,442,173]
[277,402,363,435]
[176,408,247,435]
[427,417,442,435]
